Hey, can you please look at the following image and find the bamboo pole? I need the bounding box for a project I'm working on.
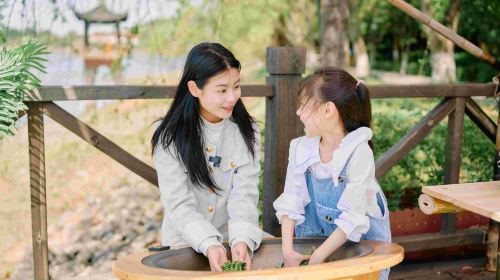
[388,0,500,70]
[418,194,464,215]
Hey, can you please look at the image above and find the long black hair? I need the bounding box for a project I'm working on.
[299,67,374,150]
[151,42,257,193]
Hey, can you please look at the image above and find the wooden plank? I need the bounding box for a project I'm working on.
[43,102,158,187]
[422,181,500,222]
[393,228,485,253]
[442,97,465,234]
[27,102,49,280]
[23,85,274,101]
[465,97,496,143]
[369,83,497,98]
[263,47,305,236]
[375,98,456,178]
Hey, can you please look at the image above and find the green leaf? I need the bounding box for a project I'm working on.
[0,41,48,137]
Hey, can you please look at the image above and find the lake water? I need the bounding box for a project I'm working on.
[15,50,185,127]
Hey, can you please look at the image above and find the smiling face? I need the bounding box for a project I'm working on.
[188,67,241,123]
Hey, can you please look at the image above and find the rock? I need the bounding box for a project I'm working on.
[11,177,163,279]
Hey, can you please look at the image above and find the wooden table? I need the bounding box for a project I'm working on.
[421,181,500,280]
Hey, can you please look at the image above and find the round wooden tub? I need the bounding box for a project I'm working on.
[112,238,404,279]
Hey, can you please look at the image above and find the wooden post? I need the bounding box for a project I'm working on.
[487,220,500,272]
[487,82,500,272]
[263,47,306,236]
[27,102,49,280]
[442,97,465,234]
[116,22,121,44]
[84,21,89,47]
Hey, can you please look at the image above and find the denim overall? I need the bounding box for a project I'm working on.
[295,157,392,280]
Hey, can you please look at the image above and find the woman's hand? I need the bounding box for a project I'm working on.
[282,249,310,267]
[231,242,252,270]
[207,245,228,272]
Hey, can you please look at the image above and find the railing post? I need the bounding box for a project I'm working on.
[487,82,500,272]
[442,97,465,234]
[27,102,49,280]
[263,47,306,236]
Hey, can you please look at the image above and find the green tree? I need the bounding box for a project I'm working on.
[421,0,460,83]
[456,0,500,82]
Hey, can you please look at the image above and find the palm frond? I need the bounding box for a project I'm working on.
[0,41,48,138]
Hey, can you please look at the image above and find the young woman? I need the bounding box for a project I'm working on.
[151,42,262,271]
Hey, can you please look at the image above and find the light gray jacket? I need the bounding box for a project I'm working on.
[153,120,263,256]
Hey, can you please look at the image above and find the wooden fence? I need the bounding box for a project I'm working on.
[22,47,499,279]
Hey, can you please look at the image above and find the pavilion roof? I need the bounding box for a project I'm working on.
[74,3,127,24]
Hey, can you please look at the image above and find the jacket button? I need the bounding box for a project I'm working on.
[207,206,214,213]
[206,146,213,153]
[230,162,237,168]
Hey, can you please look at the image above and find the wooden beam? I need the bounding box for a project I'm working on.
[375,98,456,178]
[27,102,49,280]
[369,83,496,98]
[43,102,158,187]
[22,83,497,102]
[465,97,496,143]
[24,85,274,101]
[442,97,465,234]
[444,97,465,184]
[263,47,306,236]
[486,220,500,272]
[488,81,500,272]
[393,228,485,253]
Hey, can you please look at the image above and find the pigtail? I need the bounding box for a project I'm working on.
[355,82,374,151]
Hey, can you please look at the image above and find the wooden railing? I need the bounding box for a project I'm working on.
[21,47,498,279]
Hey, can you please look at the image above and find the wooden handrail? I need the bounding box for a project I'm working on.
[24,85,273,101]
[21,83,498,102]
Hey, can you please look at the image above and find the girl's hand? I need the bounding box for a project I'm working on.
[207,245,228,272]
[283,249,310,267]
[231,242,252,270]
[308,249,327,265]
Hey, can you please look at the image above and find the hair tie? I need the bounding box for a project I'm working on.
[356,79,365,88]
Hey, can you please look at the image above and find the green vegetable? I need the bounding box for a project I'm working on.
[221,261,246,271]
